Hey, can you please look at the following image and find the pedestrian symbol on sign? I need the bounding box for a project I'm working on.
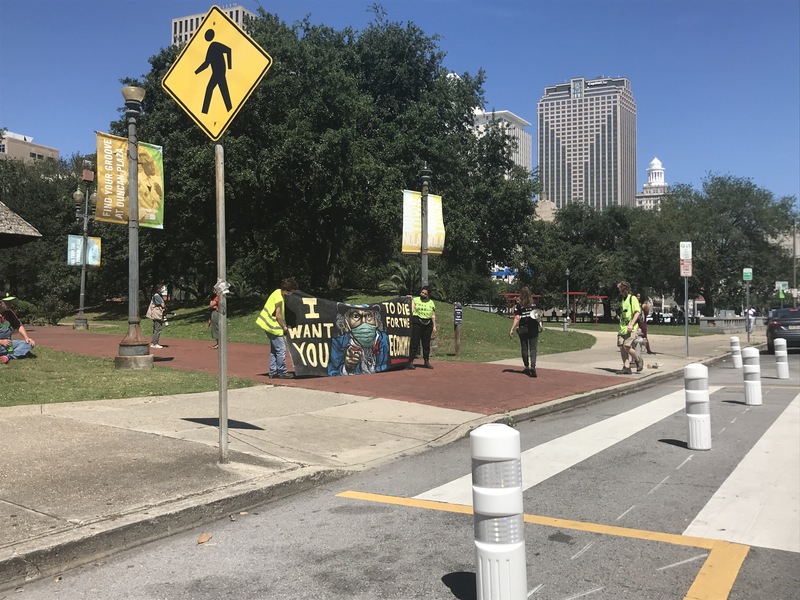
[195,29,233,114]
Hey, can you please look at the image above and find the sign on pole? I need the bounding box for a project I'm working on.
[67,235,102,267]
[743,268,753,281]
[680,259,692,277]
[162,5,273,141]
[680,241,692,260]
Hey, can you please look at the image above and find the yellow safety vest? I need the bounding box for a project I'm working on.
[256,288,284,335]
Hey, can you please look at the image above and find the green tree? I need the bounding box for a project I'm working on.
[0,157,82,313]
[654,175,795,315]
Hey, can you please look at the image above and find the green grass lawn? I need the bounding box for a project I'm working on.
[1,346,257,408]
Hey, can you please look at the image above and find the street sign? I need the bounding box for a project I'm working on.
[680,258,692,277]
[743,268,753,281]
[679,241,692,260]
[162,5,273,141]
[775,281,789,290]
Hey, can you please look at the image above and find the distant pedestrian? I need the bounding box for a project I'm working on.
[209,291,220,349]
[746,306,756,333]
[640,302,654,354]
[407,285,437,369]
[509,286,541,378]
[256,277,298,379]
[616,281,643,374]
[146,284,167,349]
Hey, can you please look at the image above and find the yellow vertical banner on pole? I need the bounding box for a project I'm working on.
[95,132,165,228]
[402,189,445,254]
[138,142,165,229]
[95,132,128,225]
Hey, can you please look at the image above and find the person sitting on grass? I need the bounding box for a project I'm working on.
[0,295,36,364]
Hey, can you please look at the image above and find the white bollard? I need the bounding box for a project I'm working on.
[741,347,762,406]
[471,423,527,600]
[730,336,743,369]
[684,363,712,450]
[774,338,790,380]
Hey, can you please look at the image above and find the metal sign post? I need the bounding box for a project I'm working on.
[215,144,229,463]
[743,268,753,345]
[453,302,463,356]
[680,242,692,357]
[162,6,273,463]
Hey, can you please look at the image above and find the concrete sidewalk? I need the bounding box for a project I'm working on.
[0,326,766,590]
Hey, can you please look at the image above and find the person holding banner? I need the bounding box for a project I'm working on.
[256,277,298,379]
[407,285,437,370]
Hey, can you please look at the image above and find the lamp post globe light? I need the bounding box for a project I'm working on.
[419,162,432,288]
[115,85,153,370]
[72,168,96,329]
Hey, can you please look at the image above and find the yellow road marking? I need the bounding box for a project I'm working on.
[338,491,750,600]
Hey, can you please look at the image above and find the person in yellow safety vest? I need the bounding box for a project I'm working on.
[256,277,298,379]
[616,281,642,375]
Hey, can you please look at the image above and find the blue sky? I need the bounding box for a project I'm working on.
[1,0,798,201]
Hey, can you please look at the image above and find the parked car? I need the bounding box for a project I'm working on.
[766,307,800,353]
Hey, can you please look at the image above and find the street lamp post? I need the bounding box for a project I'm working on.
[115,85,153,370]
[419,163,432,288]
[565,268,570,327]
[72,167,96,329]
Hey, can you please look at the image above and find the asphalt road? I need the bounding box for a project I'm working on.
[14,361,799,600]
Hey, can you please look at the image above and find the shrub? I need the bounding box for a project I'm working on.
[33,295,74,325]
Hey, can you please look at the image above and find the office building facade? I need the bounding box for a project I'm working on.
[537,77,636,210]
[473,109,533,172]
[172,4,256,45]
[0,131,59,163]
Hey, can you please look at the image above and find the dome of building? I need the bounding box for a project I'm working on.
[649,157,663,169]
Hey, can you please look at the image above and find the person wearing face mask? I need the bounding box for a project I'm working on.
[407,285,437,370]
[328,304,390,376]
[146,283,167,349]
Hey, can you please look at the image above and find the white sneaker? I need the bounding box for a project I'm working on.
[150,344,164,349]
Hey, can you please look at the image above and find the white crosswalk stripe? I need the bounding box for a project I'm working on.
[683,395,800,552]
[416,388,719,506]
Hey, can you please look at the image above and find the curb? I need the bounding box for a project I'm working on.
[0,467,351,592]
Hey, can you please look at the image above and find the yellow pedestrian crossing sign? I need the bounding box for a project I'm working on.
[162,5,272,141]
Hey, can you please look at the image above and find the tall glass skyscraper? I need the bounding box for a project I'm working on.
[537,77,636,210]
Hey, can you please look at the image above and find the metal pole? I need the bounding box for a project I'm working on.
[684,276,689,357]
[116,86,153,369]
[79,193,88,314]
[215,143,229,464]
[793,218,797,308]
[419,163,431,287]
[746,282,751,346]
[565,269,570,329]
[74,183,90,329]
